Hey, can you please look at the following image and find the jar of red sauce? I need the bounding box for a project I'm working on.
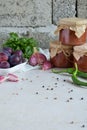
[50,41,73,68]
[73,43,87,72]
[59,28,87,46]
[55,18,87,46]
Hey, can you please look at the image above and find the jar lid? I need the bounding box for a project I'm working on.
[55,17,87,38]
[50,41,73,58]
[58,18,87,26]
[73,43,87,60]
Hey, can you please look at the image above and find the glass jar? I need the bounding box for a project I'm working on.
[73,43,87,72]
[74,56,87,72]
[55,18,87,46]
[59,28,87,46]
[50,52,73,68]
[50,41,73,68]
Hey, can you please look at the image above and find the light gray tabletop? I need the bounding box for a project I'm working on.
[0,69,87,130]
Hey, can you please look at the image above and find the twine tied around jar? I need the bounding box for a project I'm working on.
[49,41,73,59]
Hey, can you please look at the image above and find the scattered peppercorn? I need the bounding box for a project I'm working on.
[53,97,57,100]
[70,121,74,124]
[81,125,85,128]
[63,79,66,82]
[42,85,45,88]
[68,89,74,93]
[21,78,25,80]
[69,97,73,100]
[36,92,38,94]
[30,80,32,82]
[68,91,70,93]
[51,88,54,90]
[80,97,84,100]
[56,78,59,80]
[66,100,69,102]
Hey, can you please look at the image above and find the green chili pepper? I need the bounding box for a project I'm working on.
[77,71,87,78]
[52,68,74,74]
[52,68,87,78]
[72,63,87,86]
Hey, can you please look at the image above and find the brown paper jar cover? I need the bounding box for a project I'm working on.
[49,41,73,68]
[55,18,87,46]
[73,43,87,72]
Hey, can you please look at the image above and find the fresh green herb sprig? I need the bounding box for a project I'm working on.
[2,32,39,59]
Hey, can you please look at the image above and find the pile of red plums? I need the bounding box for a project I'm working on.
[0,47,25,69]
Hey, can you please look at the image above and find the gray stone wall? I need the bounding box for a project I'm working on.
[0,0,52,27]
[53,0,76,25]
[0,0,87,48]
[77,0,87,18]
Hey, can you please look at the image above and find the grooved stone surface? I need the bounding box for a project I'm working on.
[77,0,87,18]
[53,0,76,25]
[0,0,51,27]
